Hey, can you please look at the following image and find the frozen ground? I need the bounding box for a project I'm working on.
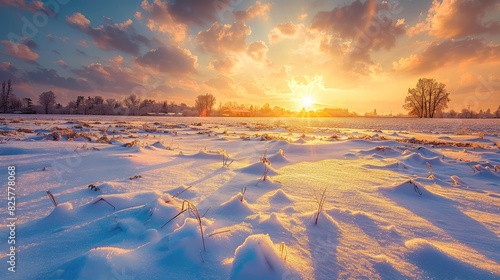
[0,116,499,279]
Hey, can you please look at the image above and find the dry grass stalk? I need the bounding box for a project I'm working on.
[46,190,58,207]
[208,229,231,237]
[407,179,422,196]
[314,187,327,225]
[240,187,247,202]
[93,198,116,210]
[256,149,272,185]
[278,242,288,263]
[220,150,234,167]
[173,186,192,198]
[426,162,435,179]
[160,200,206,251]
[279,149,285,157]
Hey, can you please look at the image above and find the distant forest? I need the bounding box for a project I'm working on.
[1,80,500,118]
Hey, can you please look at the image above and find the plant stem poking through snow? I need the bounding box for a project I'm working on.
[314,187,328,225]
[240,187,247,202]
[426,162,435,179]
[257,148,272,185]
[407,180,422,196]
[46,190,58,207]
[173,186,192,198]
[208,229,231,237]
[93,198,116,210]
[278,242,288,263]
[160,200,206,252]
[220,150,234,167]
[201,207,211,218]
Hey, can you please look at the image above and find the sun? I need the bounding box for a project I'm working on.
[301,95,314,108]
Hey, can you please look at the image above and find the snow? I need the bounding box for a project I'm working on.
[0,115,499,279]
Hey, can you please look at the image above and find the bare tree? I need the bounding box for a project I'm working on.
[123,94,141,115]
[1,80,13,113]
[195,93,216,116]
[39,91,56,114]
[403,78,450,118]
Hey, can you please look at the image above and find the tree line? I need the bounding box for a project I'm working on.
[1,79,499,118]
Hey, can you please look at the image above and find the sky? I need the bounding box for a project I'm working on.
[0,0,499,114]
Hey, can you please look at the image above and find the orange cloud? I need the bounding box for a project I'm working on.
[234,1,272,22]
[310,0,405,74]
[247,41,269,62]
[138,0,187,42]
[209,56,238,73]
[197,22,251,54]
[393,38,500,74]
[1,40,39,62]
[409,0,500,38]
[269,22,305,43]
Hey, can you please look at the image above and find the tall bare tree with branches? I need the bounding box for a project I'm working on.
[195,93,216,116]
[39,91,56,114]
[403,78,450,118]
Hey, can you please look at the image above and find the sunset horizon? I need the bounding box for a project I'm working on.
[1,0,499,115]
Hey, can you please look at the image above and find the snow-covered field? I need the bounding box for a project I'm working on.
[0,116,499,279]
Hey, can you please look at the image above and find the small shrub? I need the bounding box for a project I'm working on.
[124,140,141,147]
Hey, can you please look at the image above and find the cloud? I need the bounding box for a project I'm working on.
[309,0,405,74]
[209,56,238,73]
[233,1,272,22]
[78,40,89,48]
[247,41,269,62]
[392,38,500,74]
[67,13,150,55]
[136,0,187,42]
[0,62,19,81]
[1,40,39,62]
[1,0,55,15]
[75,49,87,56]
[138,0,221,41]
[160,0,218,26]
[66,12,90,27]
[197,21,251,54]
[26,68,92,91]
[269,22,303,43]
[23,38,38,50]
[409,0,500,38]
[55,59,68,68]
[204,74,241,96]
[240,81,268,97]
[46,34,55,42]
[311,0,405,53]
[73,60,146,94]
[0,62,17,72]
[136,46,197,75]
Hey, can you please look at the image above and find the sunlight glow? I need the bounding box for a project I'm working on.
[301,95,314,108]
